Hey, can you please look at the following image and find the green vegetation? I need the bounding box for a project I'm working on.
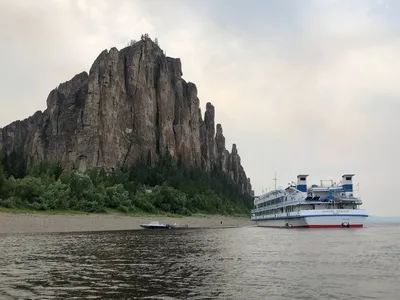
[0,152,252,216]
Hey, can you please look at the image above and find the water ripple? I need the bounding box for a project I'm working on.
[0,225,400,299]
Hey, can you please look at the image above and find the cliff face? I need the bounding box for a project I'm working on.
[0,37,252,195]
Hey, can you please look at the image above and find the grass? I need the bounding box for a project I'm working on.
[0,207,88,215]
[0,206,176,217]
[0,206,250,219]
[104,208,185,218]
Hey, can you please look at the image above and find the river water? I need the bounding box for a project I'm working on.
[0,224,399,299]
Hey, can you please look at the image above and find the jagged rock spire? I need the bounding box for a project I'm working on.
[0,36,253,195]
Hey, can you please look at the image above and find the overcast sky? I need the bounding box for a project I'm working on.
[0,0,399,216]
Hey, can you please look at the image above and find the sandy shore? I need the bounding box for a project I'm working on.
[0,212,253,234]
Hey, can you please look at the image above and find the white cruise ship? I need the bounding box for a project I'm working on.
[251,174,368,228]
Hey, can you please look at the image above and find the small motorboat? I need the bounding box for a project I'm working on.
[140,221,170,229]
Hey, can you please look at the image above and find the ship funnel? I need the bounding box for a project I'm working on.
[342,174,354,192]
[296,175,308,192]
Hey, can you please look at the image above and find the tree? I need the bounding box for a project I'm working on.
[128,39,137,47]
[0,147,251,215]
[0,162,5,195]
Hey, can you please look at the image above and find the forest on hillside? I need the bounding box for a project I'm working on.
[0,152,253,216]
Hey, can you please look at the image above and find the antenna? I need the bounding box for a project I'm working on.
[272,172,278,191]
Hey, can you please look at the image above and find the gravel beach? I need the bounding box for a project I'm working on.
[0,212,253,234]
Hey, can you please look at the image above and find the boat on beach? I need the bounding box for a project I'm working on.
[139,221,189,229]
[140,221,170,229]
[251,174,368,228]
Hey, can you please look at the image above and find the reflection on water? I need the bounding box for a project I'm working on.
[0,225,400,299]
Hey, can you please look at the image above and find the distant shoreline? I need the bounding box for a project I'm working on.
[365,216,400,224]
[0,210,253,234]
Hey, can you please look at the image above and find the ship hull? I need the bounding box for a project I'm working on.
[254,215,366,228]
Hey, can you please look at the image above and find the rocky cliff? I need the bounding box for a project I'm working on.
[0,36,252,195]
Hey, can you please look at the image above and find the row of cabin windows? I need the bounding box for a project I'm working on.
[254,206,295,216]
[254,204,359,216]
[255,196,286,208]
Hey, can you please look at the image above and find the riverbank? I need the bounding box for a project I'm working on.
[0,210,253,234]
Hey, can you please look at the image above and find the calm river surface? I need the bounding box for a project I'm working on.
[0,224,399,299]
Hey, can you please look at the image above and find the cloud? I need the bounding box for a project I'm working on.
[0,0,399,216]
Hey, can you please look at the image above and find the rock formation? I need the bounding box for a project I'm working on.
[0,36,252,195]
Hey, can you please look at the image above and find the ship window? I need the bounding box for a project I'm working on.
[346,177,351,180]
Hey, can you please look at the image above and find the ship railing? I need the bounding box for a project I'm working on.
[334,198,362,204]
[254,194,284,204]
[251,204,287,213]
[252,198,362,214]
[252,200,302,213]
[251,208,368,220]
[251,211,301,220]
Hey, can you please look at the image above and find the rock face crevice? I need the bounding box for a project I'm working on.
[0,37,253,195]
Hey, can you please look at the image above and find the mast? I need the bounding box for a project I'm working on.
[273,172,278,191]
